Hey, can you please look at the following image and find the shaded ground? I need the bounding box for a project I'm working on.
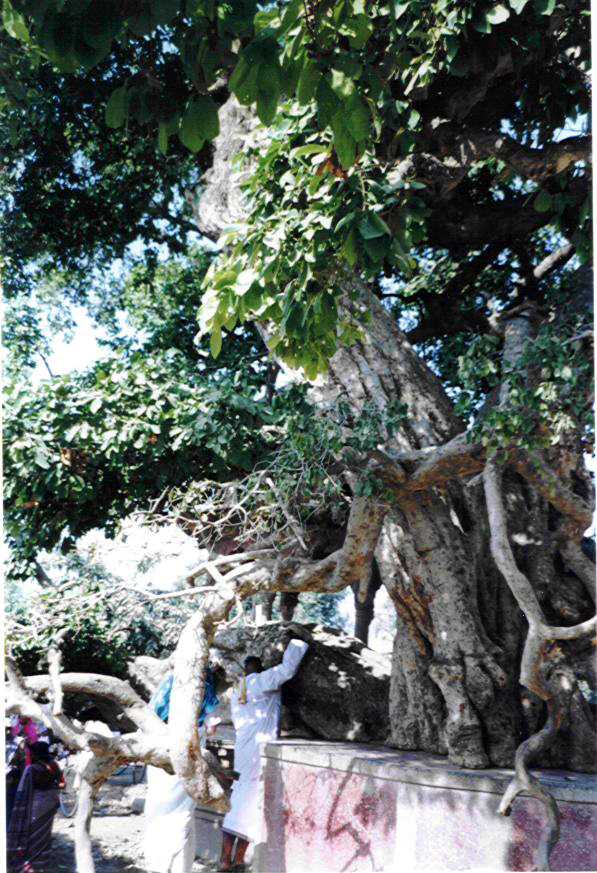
[53,815,222,872]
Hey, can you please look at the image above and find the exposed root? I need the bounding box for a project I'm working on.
[498,663,575,869]
[484,459,596,868]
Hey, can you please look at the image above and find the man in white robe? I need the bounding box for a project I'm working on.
[219,638,308,871]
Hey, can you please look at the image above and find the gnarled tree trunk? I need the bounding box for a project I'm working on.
[193,97,595,771]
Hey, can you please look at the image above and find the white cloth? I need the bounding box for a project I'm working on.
[144,765,196,873]
[223,639,308,842]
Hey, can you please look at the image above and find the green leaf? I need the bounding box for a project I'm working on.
[83,6,120,52]
[179,96,219,151]
[279,0,302,33]
[445,35,460,63]
[316,77,340,127]
[345,94,370,142]
[158,122,169,154]
[257,89,278,125]
[3,2,30,42]
[534,0,555,13]
[331,110,356,169]
[534,190,553,212]
[297,59,321,105]
[474,15,493,33]
[330,68,356,99]
[290,144,329,159]
[408,108,421,129]
[509,0,530,12]
[210,325,222,358]
[363,235,389,263]
[105,86,128,129]
[392,3,409,20]
[34,448,50,470]
[229,56,250,92]
[359,212,391,239]
[256,62,281,125]
[345,14,373,49]
[231,59,260,105]
[191,95,219,141]
[486,4,511,24]
[335,211,357,232]
[51,12,77,70]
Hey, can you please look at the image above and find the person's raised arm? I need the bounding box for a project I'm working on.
[252,640,308,693]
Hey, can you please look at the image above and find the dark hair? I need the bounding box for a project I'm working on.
[30,741,53,763]
[244,656,263,674]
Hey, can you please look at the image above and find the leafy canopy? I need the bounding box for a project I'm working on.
[5,0,584,159]
[3,0,588,374]
[3,248,287,576]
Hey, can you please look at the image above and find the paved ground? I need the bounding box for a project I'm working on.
[53,815,223,872]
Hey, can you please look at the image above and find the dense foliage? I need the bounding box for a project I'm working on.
[3,0,589,392]
[4,1,587,161]
[3,248,279,576]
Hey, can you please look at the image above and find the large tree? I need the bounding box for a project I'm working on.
[2,1,595,868]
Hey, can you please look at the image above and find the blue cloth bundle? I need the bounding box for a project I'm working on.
[150,668,219,725]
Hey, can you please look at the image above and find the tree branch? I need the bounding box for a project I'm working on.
[332,496,386,602]
[6,659,100,754]
[21,671,166,737]
[449,131,591,183]
[558,540,596,603]
[533,243,576,280]
[47,628,67,716]
[168,590,234,809]
[511,451,593,541]
[348,431,592,540]
[406,243,504,344]
[425,195,561,251]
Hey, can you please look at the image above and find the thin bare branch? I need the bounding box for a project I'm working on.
[533,243,575,280]
[47,628,68,716]
[265,476,308,552]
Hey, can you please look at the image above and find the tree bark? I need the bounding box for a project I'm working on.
[352,561,382,645]
[74,753,120,873]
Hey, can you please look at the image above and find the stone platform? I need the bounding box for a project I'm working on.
[254,741,597,872]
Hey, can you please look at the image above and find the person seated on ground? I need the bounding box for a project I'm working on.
[219,638,309,873]
[144,664,223,873]
[7,740,65,873]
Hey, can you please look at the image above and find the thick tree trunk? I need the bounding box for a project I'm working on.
[306,295,520,766]
[351,561,382,644]
[310,295,594,769]
[195,97,595,771]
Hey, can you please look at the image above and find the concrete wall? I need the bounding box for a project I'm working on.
[254,741,597,872]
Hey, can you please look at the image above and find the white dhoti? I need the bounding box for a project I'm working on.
[144,765,196,873]
[223,639,309,843]
[222,725,263,842]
